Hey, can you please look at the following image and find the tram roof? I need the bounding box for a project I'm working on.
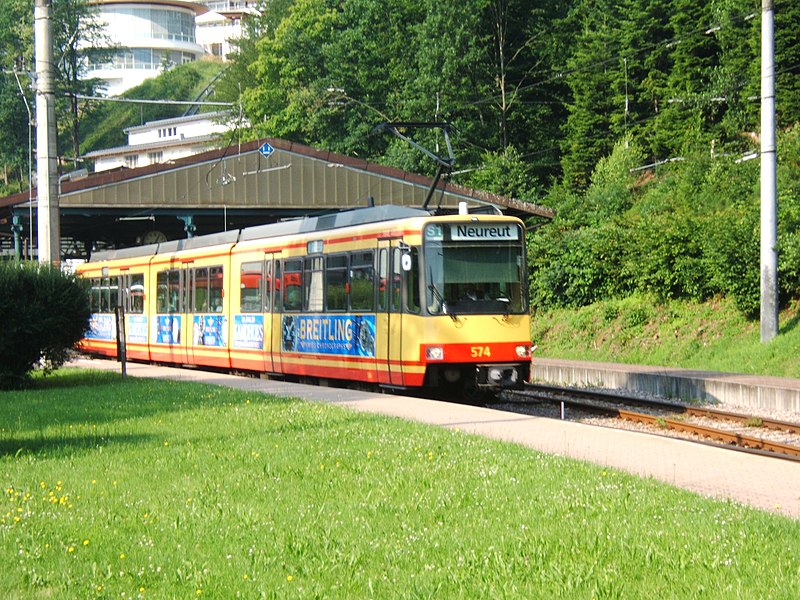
[88,205,433,262]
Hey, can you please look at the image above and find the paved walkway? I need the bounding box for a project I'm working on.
[72,358,800,520]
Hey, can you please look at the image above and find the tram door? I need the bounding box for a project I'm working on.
[270,256,286,375]
[154,263,189,365]
[377,240,404,386]
[263,255,277,374]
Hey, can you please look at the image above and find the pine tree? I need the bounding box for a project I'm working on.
[775,0,800,126]
[560,0,624,189]
[651,0,722,157]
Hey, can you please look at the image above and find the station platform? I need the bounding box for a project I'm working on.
[70,358,800,520]
[533,358,800,413]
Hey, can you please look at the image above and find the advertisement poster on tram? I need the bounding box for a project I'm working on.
[155,315,181,344]
[86,314,115,341]
[281,315,375,357]
[193,315,227,347]
[128,315,148,344]
[233,315,264,350]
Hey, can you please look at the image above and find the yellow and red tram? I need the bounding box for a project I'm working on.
[77,205,533,397]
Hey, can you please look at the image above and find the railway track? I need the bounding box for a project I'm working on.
[494,384,800,462]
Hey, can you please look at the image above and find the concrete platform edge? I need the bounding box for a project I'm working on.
[533,358,800,412]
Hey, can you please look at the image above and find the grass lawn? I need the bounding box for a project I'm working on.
[2,369,799,598]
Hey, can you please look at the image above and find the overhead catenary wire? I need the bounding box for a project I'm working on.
[71,94,234,107]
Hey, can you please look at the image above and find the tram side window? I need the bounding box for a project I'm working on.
[378,249,389,312]
[194,267,209,312]
[240,261,263,313]
[282,259,303,312]
[405,248,420,314]
[109,277,121,311]
[390,249,403,313]
[190,266,224,312]
[304,256,323,312]
[99,277,110,312]
[325,254,347,312]
[350,250,374,311]
[89,278,101,313]
[156,271,168,313]
[156,269,182,313]
[264,260,272,312]
[123,273,145,314]
[93,277,118,313]
[209,267,224,312]
[89,278,98,312]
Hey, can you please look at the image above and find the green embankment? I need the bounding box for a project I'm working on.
[531,295,800,379]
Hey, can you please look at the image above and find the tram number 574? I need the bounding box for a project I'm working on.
[470,346,491,358]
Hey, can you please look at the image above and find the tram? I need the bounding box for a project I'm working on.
[77,204,533,397]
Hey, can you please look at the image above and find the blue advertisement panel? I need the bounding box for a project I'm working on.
[193,315,228,347]
[281,315,375,357]
[86,314,115,341]
[155,315,181,344]
[233,315,264,350]
[128,315,148,344]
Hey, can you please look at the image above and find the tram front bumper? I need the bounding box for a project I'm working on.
[475,363,527,388]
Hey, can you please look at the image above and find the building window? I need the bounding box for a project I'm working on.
[125,155,138,168]
[148,151,163,164]
[100,7,196,43]
[89,49,197,71]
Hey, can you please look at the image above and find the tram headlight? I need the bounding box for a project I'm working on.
[516,345,531,358]
[426,346,444,360]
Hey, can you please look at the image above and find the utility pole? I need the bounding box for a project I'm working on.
[760,0,778,342]
[35,0,60,265]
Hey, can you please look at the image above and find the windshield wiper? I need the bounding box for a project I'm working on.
[428,284,458,321]
[497,297,510,319]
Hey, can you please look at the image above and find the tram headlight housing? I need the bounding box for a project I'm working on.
[426,346,444,360]
[516,345,532,358]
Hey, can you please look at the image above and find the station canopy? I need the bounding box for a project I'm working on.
[0,138,554,259]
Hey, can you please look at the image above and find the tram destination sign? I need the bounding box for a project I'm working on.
[450,223,518,242]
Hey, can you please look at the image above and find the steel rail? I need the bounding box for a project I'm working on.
[527,383,800,434]
[508,388,800,462]
[615,409,800,458]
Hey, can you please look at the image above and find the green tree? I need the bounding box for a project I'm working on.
[215,0,295,113]
[0,73,31,191]
[234,0,568,188]
[476,0,569,182]
[0,0,111,180]
[560,0,623,189]
[465,146,540,199]
[775,0,800,126]
[53,0,113,164]
[617,0,673,160]
[650,0,722,156]
[710,0,760,151]
[0,0,34,193]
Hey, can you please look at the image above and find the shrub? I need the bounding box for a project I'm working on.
[0,261,92,389]
[778,127,800,302]
[703,210,760,317]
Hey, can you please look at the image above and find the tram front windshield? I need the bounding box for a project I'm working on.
[423,221,527,315]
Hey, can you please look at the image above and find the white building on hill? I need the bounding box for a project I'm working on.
[84,111,233,172]
[196,1,261,61]
[85,0,209,96]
